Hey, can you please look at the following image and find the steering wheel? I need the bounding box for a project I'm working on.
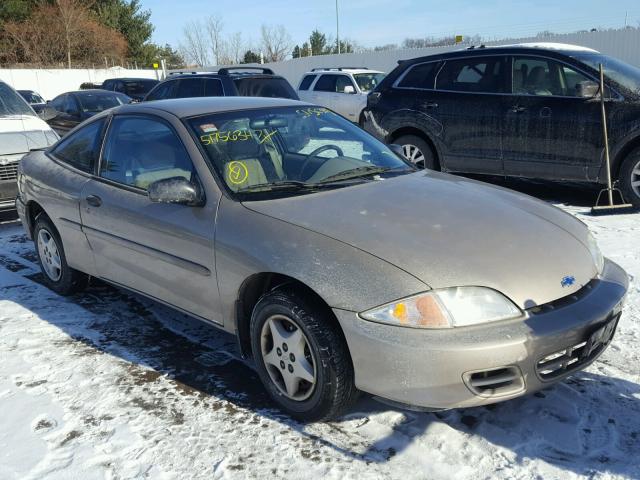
[300,145,344,179]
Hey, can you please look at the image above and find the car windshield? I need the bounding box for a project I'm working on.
[353,73,386,92]
[0,83,36,116]
[123,80,157,95]
[78,92,129,112]
[188,106,413,197]
[233,77,299,100]
[19,91,45,104]
[570,52,640,96]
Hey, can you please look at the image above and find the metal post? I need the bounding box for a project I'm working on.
[336,0,340,54]
[599,63,614,206]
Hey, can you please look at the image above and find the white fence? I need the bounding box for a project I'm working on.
[263,27,640,86]
[0,67,159,101]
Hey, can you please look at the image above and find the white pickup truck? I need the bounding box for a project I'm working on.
[296,68,385,125]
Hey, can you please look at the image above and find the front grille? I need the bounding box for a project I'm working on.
[0,162,19,181]
[536,313,620,380]
[463,366,525,397]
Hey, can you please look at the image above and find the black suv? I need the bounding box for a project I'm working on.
[364,43,640,206]
[101,77,159,102]
[143,67,299,101]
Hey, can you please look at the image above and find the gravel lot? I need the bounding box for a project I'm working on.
[0,181,638,480]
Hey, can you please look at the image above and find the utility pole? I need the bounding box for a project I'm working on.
[336,0,340,54]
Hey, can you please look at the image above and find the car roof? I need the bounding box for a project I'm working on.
[66,89,128,96]
[400,42,600,63]
[306,68,382,74]
[115,96,312,118]
[105,77,157,82]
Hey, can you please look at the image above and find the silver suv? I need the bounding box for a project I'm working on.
[297,68,385,124]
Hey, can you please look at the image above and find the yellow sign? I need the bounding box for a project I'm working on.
[152,62,159,69]
[227,161,249,185]
[455,35,464,44]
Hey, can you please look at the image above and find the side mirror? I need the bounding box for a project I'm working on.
[576,80,599,98]
[148,177,205,206]
[343,85,356,94]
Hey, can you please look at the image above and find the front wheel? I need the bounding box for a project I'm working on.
[394,134,436,170]
[250,288,357,421]
[618,147,640,208]
[33,215,89,295]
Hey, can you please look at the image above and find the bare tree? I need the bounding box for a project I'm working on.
[227,31,244,64]
[56,0,92,68]
[205,15,225,65]
[180,20,209,67]
[260,24,292,62]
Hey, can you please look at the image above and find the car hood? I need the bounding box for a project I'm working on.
[244,171,597,309]
[0,114,56,155]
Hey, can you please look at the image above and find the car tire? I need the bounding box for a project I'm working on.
[33,214,89,295]
[394,134,436,170]
[250,288,357,422]
[618,147,640,208]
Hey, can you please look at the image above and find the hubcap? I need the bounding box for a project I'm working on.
[260,314,317,401]
[631,159,640,199]
[37,229,62,282]
[402,144,425,168]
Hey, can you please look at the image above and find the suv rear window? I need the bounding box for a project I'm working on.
[176,78,224,98]
[233,77,298,99]
[299,75,316,90]
[397,62,440,89]
[436,57,506,93]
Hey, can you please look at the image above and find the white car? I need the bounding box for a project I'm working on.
[297,68,385,124]
[0,80,58,210]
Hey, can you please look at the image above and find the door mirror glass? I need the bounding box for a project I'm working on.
[148,177,204,206]
[343,85,356,94]
[576,80,599,98]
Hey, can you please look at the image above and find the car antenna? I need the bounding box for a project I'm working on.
[591,63,637,215]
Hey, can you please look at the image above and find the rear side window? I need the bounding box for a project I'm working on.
[204,78,224,96]
[175,78,205,98]
[51,118,105,172]
[100,116,195,190]
[144,80,177,101]
[397,62,440,89]
[233,77,298,99]
[436,57,506,93]
[314,75,338,92]
[299,74,316,90]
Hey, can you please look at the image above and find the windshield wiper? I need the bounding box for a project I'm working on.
[319,165,409,183]
[235,180,331,194]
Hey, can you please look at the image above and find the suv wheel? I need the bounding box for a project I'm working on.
[395,135,436,170]
[250,288,357,421]
[34,215,89,295]
[619,147,640,208]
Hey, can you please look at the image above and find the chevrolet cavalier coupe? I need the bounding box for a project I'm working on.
[16,97,628,420]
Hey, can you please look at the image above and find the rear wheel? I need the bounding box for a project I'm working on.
[618,147,640,208]
[394,134,436,170]
[250,288,357,421]
[34,215,89,295]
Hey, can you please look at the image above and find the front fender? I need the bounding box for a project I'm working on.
[214,197,428,332]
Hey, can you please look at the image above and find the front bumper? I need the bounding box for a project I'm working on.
[334,258,628,409]
[0,179,18,211]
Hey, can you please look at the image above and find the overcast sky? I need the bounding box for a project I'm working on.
[141,0,640,50]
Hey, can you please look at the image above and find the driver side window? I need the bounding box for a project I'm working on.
[100,116,195,191]
[512,56,592,97]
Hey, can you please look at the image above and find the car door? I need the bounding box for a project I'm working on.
[331,74,360,121]
[428,55,508,174]
[79,113,223,323]
[310,74,339,111]
[48,94,82,136]
[502,55,603,181]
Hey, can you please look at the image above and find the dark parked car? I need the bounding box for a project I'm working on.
[45,89,131,136]
[17,89,47,115]
[364,43,640,206]
[143,67,298,101]
[101,77,158,102]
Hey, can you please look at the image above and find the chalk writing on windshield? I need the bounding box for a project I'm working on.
[200,129,279,145]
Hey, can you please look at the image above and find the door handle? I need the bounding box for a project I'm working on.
[422,101,438,109]
[539,106,552,118]
[509,105,527,113]
[85,195,102,207]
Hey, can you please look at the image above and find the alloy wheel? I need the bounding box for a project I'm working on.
[631,159,640,199]
[37,229,62,282]
[402,144,425,168]
[260,314,317,401]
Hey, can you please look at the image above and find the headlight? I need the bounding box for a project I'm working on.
[587,232,604,274]
[360,287,522,329]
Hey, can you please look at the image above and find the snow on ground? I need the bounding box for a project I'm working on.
[0,184,639,480]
